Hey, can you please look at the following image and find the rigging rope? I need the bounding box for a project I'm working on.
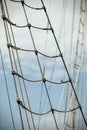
[10,0,44,10]
[0,47,16,130]
[4,4,32,130]
[2,15,51,31]
[69,0,76,71]
[3,0,36,129]
[63,0,76,128]
[72,0,86,129]
[17,99,80,115]
[37,0,51,126]
[63,1,86,127]
[0,1,25,129]
[1,1,32,130]
[11,70,70,85]
[21,1,59,129]
[7,43,61,59]
[1,0,87,129]
[1,14,25,130]
[40,0,87,127]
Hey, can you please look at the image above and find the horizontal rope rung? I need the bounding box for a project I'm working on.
[11,70,70,85]
[7,44,61,59]
[10,0,44,10]
[16,99,80,115]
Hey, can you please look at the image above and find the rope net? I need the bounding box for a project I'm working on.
[0,0,87,130]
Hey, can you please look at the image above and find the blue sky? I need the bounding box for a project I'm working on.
[0,0,87,130]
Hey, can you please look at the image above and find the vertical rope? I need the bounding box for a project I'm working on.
[21,2,59,130]
[1,0,87,129]
[40,0,87,127]
[3,0,36,129]
[72,0,86,129]
[63,0,87,129]
[0,47,16,130]
[69,0,76,70]
[0,1,24,129]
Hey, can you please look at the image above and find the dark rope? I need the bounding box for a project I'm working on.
[11,70,70,85]
[17,99,80,115]
[21,3,59,129]
[2,15,51,31]
[10,0,44,10]
[40,0,87,127]
[11,70,42,82]
[7,44,61,59]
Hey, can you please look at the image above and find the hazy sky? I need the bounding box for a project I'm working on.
[0,0,87,130]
